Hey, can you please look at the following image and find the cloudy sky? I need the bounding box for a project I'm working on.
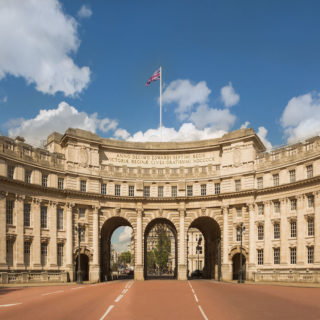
[1,0,320,248]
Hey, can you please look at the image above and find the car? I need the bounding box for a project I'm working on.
[191,269,203,278]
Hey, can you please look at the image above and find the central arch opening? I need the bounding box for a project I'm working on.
[144,218,177,279]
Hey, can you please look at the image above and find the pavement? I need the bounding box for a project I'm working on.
[1,280,320,319]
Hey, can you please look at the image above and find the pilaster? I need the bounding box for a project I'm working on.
[90,205,100,282]
[15,195,24,268]
[314,192,320,265]
[49,201,57,268]
[178,205,187,280]
[66,202,74,278]
[222,205,231,280]
[248,202,256,279]
[264,201,271,265]
[134,204,144,280]
[296,195,305,265]
[0,192,7,268]
[32,198,41,268]
[280,198,288,265]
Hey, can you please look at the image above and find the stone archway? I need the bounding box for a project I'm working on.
[100,216,133,281]
[75,254,90,281]
[188,217,221,279]
[144,218,178,280]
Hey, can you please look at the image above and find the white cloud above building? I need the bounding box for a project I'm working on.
[220,82,240,107]
[77,5,92,19]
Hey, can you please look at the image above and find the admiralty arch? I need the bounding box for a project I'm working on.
[1,127,320,284]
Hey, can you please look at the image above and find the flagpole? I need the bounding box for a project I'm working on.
[159,66,162,141]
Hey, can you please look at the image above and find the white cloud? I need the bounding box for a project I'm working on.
[114,128,130,140]
[118,226,132,243]
[220,82,240,107]
[112,226,132,253]
[281,92,320,143]
[240,121,250,129]
[0,0,90,96]
[257,126,272,150]
[77,5,92,19]
[7,101,118,146]
[0,96,7,103]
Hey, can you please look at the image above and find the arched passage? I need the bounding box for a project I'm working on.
[100,217,133,281]
[188,217,221,279]
[144,218,178,279]
[75,253,89,281]
[232,253,246,281]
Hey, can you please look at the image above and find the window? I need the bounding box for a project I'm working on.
[257,177,263,189]
[187,185,193,197]
[273,248,280,264]
[258,204,264,215]
[115,184,121,196]
[290,199,297,211]
[308,195,314,208]
[158,169,163,175]
[289,170,296,183]
[257,249,264,265]
[80,229,85,242]
[24,203,31,227]
[6,199,14,225]
[273,174,279,186]
[40,206,47,228]
[308,218,314,236]
[41,243,48,266]
[274,223,280,239]
[7,165,14,179]
[79,208,86,219]
[42,174,48,187]
[236,227,242,241]
[308,247,314,264]
[274,201,280,214]
[201,184,207,196]
[290,221,296,238]
[258,225,264,240]
[215,183,220,195]
[57,243,64,267]
[101,183,106,195]
[25,170,31,183]
[290,247,296,264]
[58,178,64,190]
[307,165,313,179]
[235,180,241,192]
[57,208,64,230]
[171,186,177,197]
[144,186,150,197]
[128,185,134,197]
[158,186,164,198]
[236,208,242,218]
[6,239,14,266]
[80,180,86,192]
[24,241,31,266]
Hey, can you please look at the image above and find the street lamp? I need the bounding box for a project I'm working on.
[75,224,85,284]
[196,235,202,270]
[237,223,246,284]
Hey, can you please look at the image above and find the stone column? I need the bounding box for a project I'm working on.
[297,195,305,265]
[248,203,256,279]
[280,198,288,265]
[66,203,74,280]
[134,206,144,280]
[314,192,320,265]
[264,201,271,266]
[221,206,231,280]
[90,206,100,282]
[32,198,41,269]
[49,202,57,268]
[15,195,25,268]
[178,207,187,280]
[0,192,7,269]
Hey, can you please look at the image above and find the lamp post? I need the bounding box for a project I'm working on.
[196,235,202,270]
[75,224,85,284]
[237,223,246,284]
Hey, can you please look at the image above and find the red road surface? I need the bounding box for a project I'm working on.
[1,280,320,320]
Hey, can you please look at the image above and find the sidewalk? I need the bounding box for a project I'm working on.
[0,281,94,288]
[218,279,320,288]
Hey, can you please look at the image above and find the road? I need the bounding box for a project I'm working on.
[1,280,320,320]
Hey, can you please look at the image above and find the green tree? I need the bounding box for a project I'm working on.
[119,251,131,265]
[153,225,171,273]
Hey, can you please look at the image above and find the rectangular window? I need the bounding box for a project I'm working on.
[257,249,264,265]
[128,185,134,197]
[307,165,313,179]
[236,227,242,241]
[290,199,297,211]
[215,183,221,195]
[258,204,264,215]
[24,203,31,227]
[6,199,14,225]
[290,247,296,264]
[201,184,207,196]
[25,170,31,183]
[57,243,64,267]
[273,174,279,187]
[58,178,64,190]
[6,239,14,266]
[144,186,150,197]
[115,184,121,196]
[101,183,107,195]
[308,195,314,208]
[236,208,242,218]
[80,180,86,192]
[257,177,263,189]
[42,174,48,187]
[290,221,297,238]
[289,170,296,183]
[40,206,47,228]
[171,186,177,197]
[57,208,64,230]
[7,165,14,179]
[158,186,164,198]
[258,225,264,240]
[308,218,314,236]
[235,180,241,192]
[41,243,48,266]
[187,185,193,197]
[79,208,86,219]
[24,241,31,266]
[274,223,280,239]
[308,247,314,264]
[274,201,280,214]
[80,229,85,242]
[273,248,280,264]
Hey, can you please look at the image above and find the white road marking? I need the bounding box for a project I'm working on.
[0,303,22,307]
[198,305,209,320]
[194,293,199,302]
[42,290,64,296]
[71,286,84,290]
[114,294,123,303]
[99,305,114,320]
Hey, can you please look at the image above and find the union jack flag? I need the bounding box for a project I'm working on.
[146,68,160,86]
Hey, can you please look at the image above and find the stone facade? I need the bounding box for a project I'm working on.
[0,127,320,283]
